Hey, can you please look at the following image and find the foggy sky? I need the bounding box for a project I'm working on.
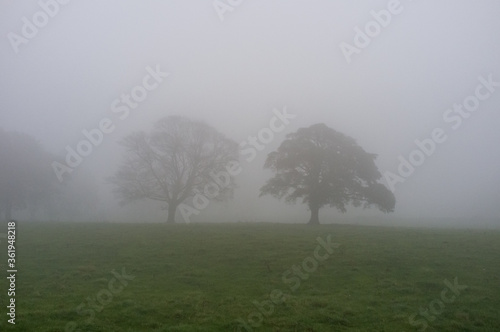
[1,0,499,226]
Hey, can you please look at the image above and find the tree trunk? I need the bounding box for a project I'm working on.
[167,203,177,224]
[308,204,320,225]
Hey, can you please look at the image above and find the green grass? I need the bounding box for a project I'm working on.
[1,222,499,331]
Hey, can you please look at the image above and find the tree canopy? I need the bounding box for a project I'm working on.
[108,116,239,223]
[260,123,395,224]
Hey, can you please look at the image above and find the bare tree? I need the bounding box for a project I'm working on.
[109,116,239,223]
[260,123,395,225]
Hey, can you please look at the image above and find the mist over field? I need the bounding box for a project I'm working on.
[3,3,500,332]
[1,0,500,227]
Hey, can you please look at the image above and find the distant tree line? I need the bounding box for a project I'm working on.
[0,128,101,221]
[1,117,395,224]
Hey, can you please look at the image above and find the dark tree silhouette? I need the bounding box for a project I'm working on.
[260,123,395,225]
[109,116,239,223]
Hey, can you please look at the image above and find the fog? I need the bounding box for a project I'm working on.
[1,0,499,227]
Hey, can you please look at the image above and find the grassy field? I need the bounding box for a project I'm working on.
[0,221,499,331]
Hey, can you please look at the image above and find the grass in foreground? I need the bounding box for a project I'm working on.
[0,221,499,331]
